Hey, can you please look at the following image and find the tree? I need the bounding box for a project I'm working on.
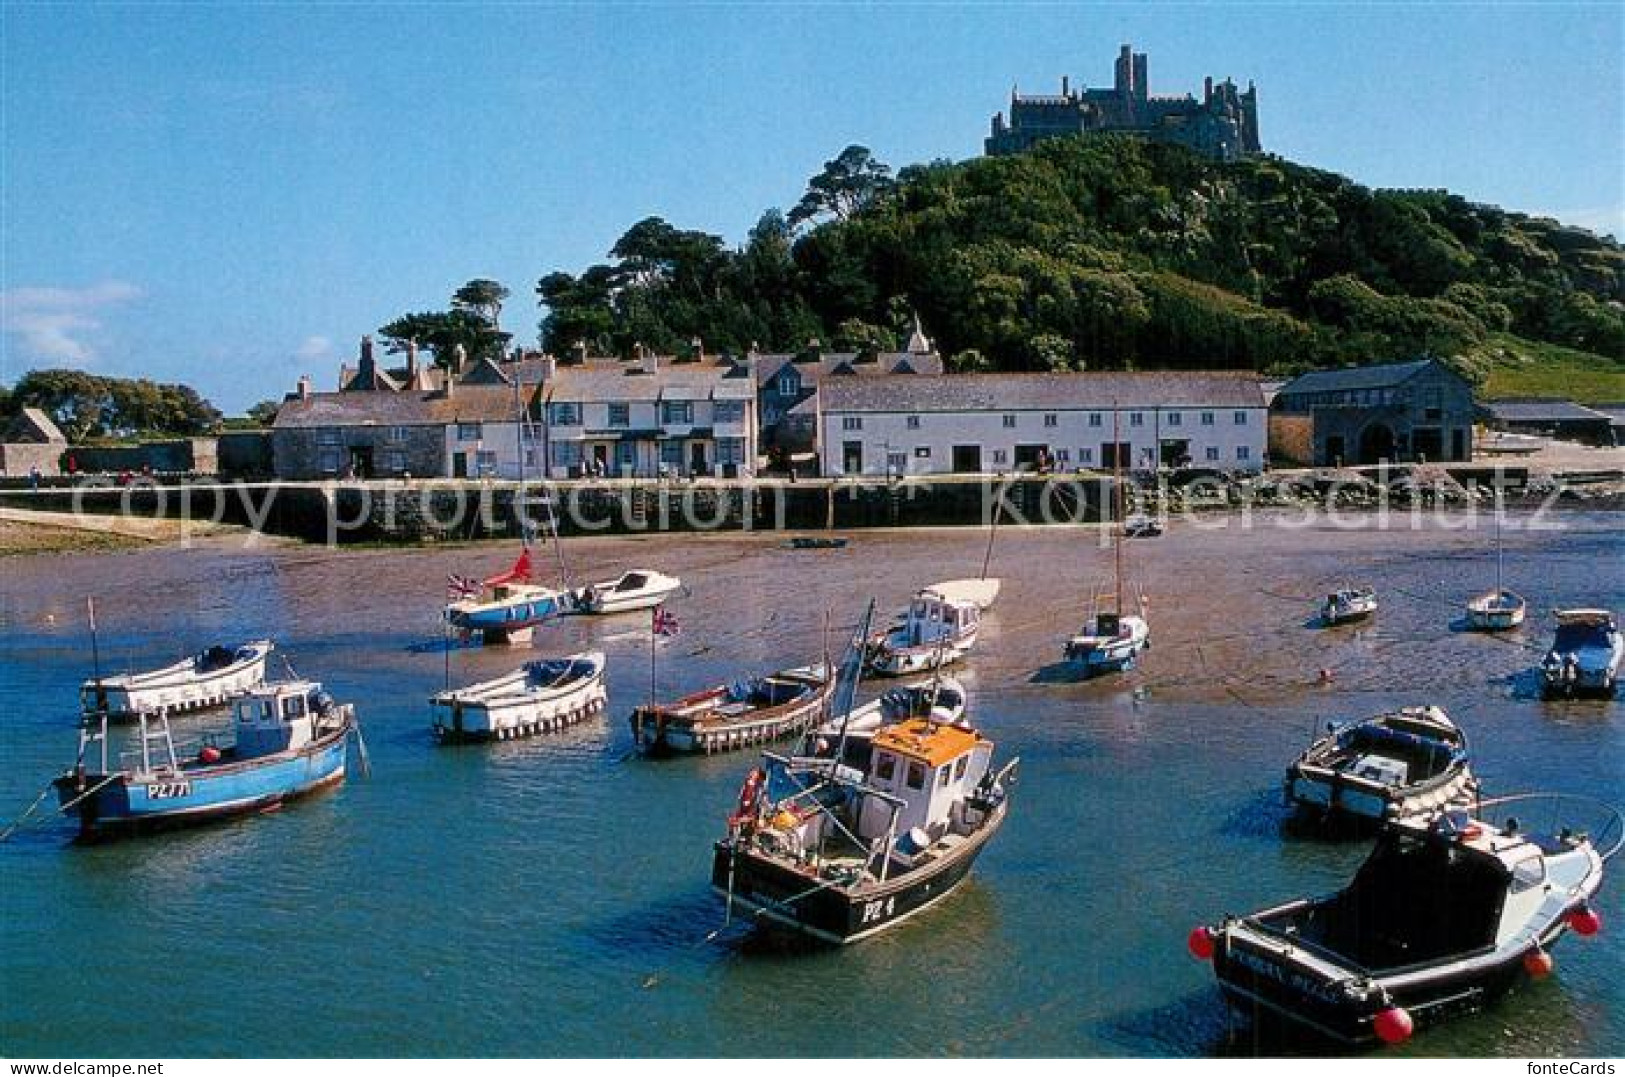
[451,279,511,329]
[378,309,510,368]
[788,145,894,229]
[246,400,282,426]
[9,370,220,440]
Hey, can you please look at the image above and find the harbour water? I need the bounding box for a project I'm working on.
[1,511,1621,1057]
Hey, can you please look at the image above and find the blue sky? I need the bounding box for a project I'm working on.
[2,2,1620,412]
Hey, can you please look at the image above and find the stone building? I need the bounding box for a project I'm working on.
[1482,399,1616,448]
[0,407,66,477]
[986,44,1260,162]
[816,370,1267,477]
[1270,359,1476,467]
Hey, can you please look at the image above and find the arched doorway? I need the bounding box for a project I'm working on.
[1358,422,1396,464]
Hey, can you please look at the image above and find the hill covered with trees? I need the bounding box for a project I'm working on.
[526,138,1623,397]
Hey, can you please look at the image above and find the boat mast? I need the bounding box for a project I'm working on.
[1494,492,1505,596]
[1113,404,1124,618]
[86,596,108,773]
[830,599,877,774]
[980,479,1004,580]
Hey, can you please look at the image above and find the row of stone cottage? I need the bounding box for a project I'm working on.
[264,337,1497,481]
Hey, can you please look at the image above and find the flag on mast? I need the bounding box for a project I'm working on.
[652,606,681,637]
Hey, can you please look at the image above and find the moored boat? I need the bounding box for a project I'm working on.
[868,589,982,677]
[711,715,1018,944]
[1541,609,1623,697]
[431,652,607,743]
[1285,705,1478,824]
[630,664,834,755]
[1064,607,1150,676]
[1465,506,1525,631]
[1321,587,1378,626]
[571,571,682,615]
[1192,796,1616,1048]
[443,548,568,644]
[928,577,1002,611]
[79,640,273,721]
[55,678,355,839]
[803,677,968,769]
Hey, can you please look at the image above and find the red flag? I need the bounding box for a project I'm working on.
[482,547,533,587]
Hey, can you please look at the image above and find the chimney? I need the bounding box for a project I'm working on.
[1061,75,1070,97]
[452,342,468,375]
[405,338,419,383]
[689,336,704,362]
[1204,76,1213,104]
[571,340,589,366]
[356,335,377,388]
[539,356,557,383]
[640,346,658,377]
[297,375,312,401]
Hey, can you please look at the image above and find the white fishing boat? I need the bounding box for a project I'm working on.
[572,570,683,615]
[868,590,982,676]
[80,640,274,721]
[430,652,607,743]
[1465,506,1525,631]
[1322,587,1378,626]
[1541,609,1623,697]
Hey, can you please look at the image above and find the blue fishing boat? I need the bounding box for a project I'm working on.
[54,678,355,839]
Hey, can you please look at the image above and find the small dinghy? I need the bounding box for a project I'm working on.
[785,536,848,550]
[1064,607,1150,677]
[80,640,273,721]
[56,677,356,839]
[1193,795,1617,1047]
[1285,705,1478,824]
[1466,590,1527,632]
[1321,587,1377,626]
[571,571,682,615]
[630,664,834,756]
[803,677,968,769]
[868,589,983,677]
[1541,609,1623,697]
[431,652,607,743]
[712,715,1018,944]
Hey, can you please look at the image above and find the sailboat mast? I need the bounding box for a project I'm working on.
[830,600,877,775]
[1113,405,1124,617]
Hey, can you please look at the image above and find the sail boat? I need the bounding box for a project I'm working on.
[1465,499,1526,631]
[1063,407,1150,676]
[443,368,570,645]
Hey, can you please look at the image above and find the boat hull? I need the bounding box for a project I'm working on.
[80,642,272,721]
[53,725,350,839]
[631,671,832,756]
[711,799,1007,945]
[1285,766,1477,824]
[444,594,565,635]
[432,658,608,744]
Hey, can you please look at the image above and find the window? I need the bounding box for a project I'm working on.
[1205,446,1220,461]
[384,450,406,472]
[1166,412,1182,427]
[317,430,341,446]
[457,422,484,441]
[661,401,693,425]
[954,756,968,781]
[1056,448,1070,462]
[906,415,921,430]
[659,440,683,466]
[1079,447,1094,463]
[282,695,306,720]
[1088,413,1103,427]
[1129,412,1144,427]
[914,446,931,458]
[607,403,630,427]
[905,762,925,790]
[1002,414,1017,428]
[614,441,636,467]
[388,425,409,443]
[551,442,581,467]
[937,765,951,788]
[875,754,896,783]
[318,448,342,473]
[714,399,744,423]
[1201,411,1215,426]
[715,438,744,465]
[887,450,907,473]
[842,416,863,431]
[1043,413,1058,428]
[1234,411,1248,425]
[776,373,797,396]
[1236,446,1251,461]
[991,449,1008,464]
[476,450,498,474]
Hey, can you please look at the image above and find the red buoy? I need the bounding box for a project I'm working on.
[1372,1006,1414,1045]
[1523,948,1554,978]
[1187,925,1216,961]
[1568,906,1602,937]
[199,745,222,764]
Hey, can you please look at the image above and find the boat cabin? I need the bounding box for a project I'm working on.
[233,681,336,759]
[857,718,993,844]
[899,592,979,647]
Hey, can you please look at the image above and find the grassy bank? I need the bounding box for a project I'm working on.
[1476,336,1625,403]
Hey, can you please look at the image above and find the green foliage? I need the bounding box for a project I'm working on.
[379,279,513,368]
[245,400,282,426]
[10,369,221,441]
[526,136,1621,378]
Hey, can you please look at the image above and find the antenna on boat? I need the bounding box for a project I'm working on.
[830,599,877,776]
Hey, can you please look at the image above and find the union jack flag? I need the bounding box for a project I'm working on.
[652,606,681,637]
[446,573,481,601]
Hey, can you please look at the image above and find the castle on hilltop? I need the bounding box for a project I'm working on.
[986,45,1260,161]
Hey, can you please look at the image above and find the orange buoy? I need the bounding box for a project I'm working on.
[1372,1006,1414,1045]
[1523,948,1554,978]
[1187,925,1216,961]
[1568,906,1602,937]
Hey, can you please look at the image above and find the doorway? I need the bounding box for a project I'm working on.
[951,444,981,473]
[842,440,864,474]
[1014,443,1047,471]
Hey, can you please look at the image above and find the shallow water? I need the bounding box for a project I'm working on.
[1,510,1621,1057]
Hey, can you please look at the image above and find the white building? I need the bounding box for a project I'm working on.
[537,353,758,479]
[815,371,1268,476]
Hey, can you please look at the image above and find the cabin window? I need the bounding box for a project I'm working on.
[905,762,925,790]
[937,765,951,788]
[1510,855,1546,894]
[282,695,306,720]
[954,756,968,781]
[258,700,275,724]
[875,754,896,783]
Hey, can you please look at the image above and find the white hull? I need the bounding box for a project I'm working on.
[1065,615,1150,674]
[431,652,607,740]
[574,571,683,615]
[81,641,273,719]
[870,628,977,676]
[930,578,1001,610]
[1465,591,1526,631]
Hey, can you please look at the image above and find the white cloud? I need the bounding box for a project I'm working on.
[294,335,334,361]
[0,281,141,366]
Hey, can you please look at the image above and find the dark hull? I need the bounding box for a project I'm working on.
[1214,918,1573,1047]
[711,800,1006,944]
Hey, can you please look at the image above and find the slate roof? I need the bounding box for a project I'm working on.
[819,371,1267,412]
[272,385,524,429]
[1274,359,1443,397]
[542,358,752,404]
[4,407,66,444]
[753,351,944,388]
[1484,398,1613,423]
